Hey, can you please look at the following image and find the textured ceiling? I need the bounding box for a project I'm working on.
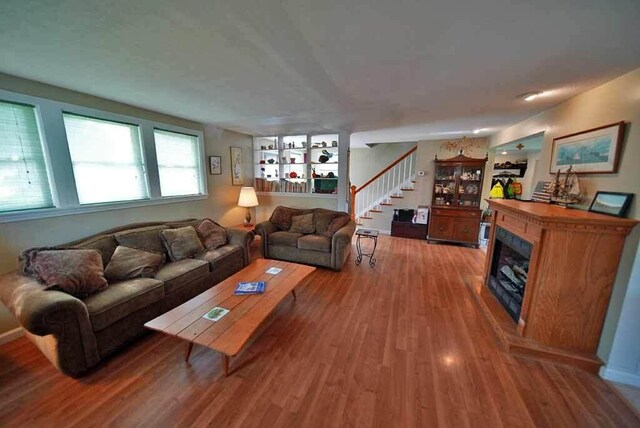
[1,0,639,147]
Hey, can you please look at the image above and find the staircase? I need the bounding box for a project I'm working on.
[350,147,417,226]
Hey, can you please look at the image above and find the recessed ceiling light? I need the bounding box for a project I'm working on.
[473,129,481,134]
[519,91,543,102]
[501,150,508,155]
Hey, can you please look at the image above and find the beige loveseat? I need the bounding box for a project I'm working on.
[255,207,355,271]
[0,219,252,377]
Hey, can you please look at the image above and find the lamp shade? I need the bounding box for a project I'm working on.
[238,187,259,207]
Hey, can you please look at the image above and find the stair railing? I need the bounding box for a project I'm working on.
[350,147,417,220]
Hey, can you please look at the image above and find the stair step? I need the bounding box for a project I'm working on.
[360,216,372,219]
[412,180,417,183]
[380,203,393,206]
[355,222,363,226]
[389,195,404,199]
[370,209,382,213]
[400,188,414,191]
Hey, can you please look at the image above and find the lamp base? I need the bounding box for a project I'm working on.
[244,207,252,226]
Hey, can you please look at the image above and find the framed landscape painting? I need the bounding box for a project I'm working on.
[550,122,625,174]
[588,191,633,218]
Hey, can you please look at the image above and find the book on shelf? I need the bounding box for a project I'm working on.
[234,281,266,295]
[254,178,280,192]
[281,180,308,193]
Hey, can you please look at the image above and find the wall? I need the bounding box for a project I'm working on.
[489,67,640,382]
[352,137,490,232]
[0,74,253,335]
[350,142,417,188]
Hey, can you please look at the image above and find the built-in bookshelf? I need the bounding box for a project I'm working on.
[253,134,340,195]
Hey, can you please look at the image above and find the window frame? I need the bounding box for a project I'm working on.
[0,88,207,223]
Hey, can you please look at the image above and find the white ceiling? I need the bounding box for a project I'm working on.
[1,0,639,147]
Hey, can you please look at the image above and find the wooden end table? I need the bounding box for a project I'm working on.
[144,259,315,376]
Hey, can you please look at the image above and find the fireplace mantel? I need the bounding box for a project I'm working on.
[473,199,637,372]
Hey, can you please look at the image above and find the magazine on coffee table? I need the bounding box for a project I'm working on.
[202,307,229,322]
[234,281,266,295]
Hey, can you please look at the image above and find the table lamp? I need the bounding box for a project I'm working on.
[238,187,259,225]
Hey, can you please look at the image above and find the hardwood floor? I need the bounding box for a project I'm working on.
[0,236,638,427]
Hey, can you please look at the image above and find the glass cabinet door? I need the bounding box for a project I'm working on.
[457,165,483,207]
[433,164,460,206]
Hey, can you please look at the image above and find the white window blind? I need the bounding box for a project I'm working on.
[63,113,149,204]
[154,129,203,197]
[0,100,53,213]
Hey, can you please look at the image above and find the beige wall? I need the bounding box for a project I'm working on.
[350,142,417,188]
[0,75,253,334]
[489,67,640,364]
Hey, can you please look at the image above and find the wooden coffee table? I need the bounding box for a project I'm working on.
[144,259,315,376]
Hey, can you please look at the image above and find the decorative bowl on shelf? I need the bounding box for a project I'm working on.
[259,160,266,164]
[267,159,275,164]
[289,171,298,178]
[318,155,329,163]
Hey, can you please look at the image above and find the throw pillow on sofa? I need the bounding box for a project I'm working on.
[196,219,227,250]
[104,246,165,281]
[324,215,350,237]
[22,248,108,298]
[269,206,302,230]
[160,226,205,261]
[314,211,339,235]
[289,213,315,234]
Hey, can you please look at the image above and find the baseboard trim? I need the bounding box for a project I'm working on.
[600,366,640,388]
[0,327,24,345]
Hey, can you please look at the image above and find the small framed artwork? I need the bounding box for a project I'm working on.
[550,121,625,174]
[230,146,244,186]
[588,191,633,217]
[209,156,222,175]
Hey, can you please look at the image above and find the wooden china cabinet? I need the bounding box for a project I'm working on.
[428,152,488,247]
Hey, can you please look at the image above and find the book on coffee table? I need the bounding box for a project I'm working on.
[234,281,266,295]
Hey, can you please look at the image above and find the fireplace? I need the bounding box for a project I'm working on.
[487,226,532,322]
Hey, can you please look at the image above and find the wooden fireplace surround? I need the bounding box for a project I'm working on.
[473,199,637,372]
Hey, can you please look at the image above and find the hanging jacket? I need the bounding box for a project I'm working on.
[489,181,504,199]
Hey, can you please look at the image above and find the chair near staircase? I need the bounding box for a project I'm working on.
[349,147,417,226]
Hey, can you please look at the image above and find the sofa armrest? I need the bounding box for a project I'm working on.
[0,272,99,376]
[226,228,254,266]
[254,221,278,258]
[331,221,356,271]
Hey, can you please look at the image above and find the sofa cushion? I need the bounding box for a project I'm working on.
[196,219,227,250]
[268,231,303,247]
[84,278,164,331]
[324,215,350,237]
[23,248,108,298]
[289,213,315,234]
[115,225,168,254]
[269,206,303,230]
[104,246,165,281]
[154,259,209,295]
[297,234,332,252]
[313,211,340,235]
[195,244,243,270]
[160,226,205,262]
[72,234,118,266]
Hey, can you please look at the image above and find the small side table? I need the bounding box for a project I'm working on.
[355,229,379,268]
[230,223,260,242]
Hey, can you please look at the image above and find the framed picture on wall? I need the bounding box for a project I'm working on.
[209,156,222,175]
[588,191,633,218]
[230,146,244,186]
[550,122,625,174]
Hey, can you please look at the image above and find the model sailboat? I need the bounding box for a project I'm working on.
[546,165,582,206]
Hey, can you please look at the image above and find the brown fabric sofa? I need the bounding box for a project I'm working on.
[255,207,355,271]
[0,219,252,377]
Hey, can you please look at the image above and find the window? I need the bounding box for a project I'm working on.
[0,100,53,213]
[63,113,149,204]
[154,129,204,197]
